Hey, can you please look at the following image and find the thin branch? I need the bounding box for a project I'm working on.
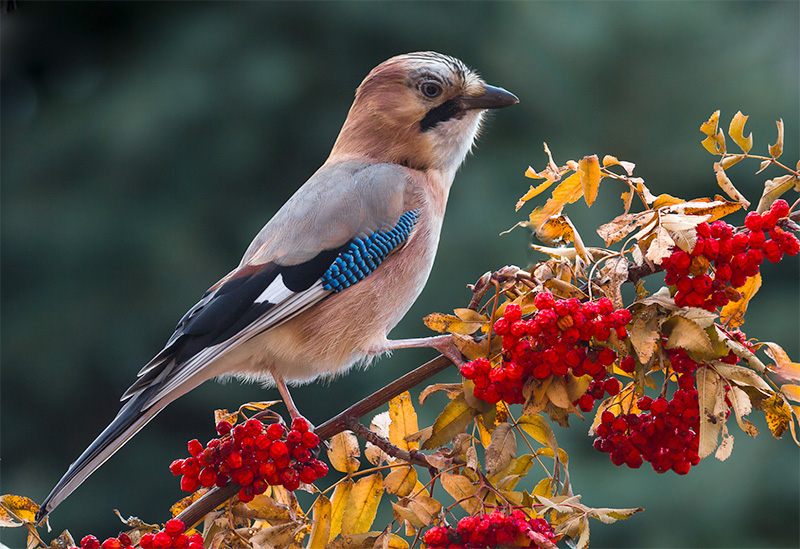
[176,354,453,527]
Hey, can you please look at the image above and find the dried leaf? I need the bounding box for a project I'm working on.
[715,433,734,461]
[664,315,714,355]
[760,342,800,381]
[765,393,793,438]
[327,431,361,474]
[756,174,797,213]
[440,473,479,514]
[307,496,332,549]
[720,272,761,328]
[451,332,490,362]
[727,386,758,437]
[720,154,745,170]
[485,423,517,474]
[630,305,663,364]
[645,226,676,264]
[713,362,772,392]
[697,367,724,458]
[421,393,477,450]
[596,212,655,247]
[728,111,753,153]
[389,392,419,452]
[384,467,417,497]
[578,155,601,207]
[781,384,800,404]
[341,473,384,536]
[418,383,463,405]
[769,119,784,158]
[714,166,750,207]
[0,494,38,526]
[587,506,643,524]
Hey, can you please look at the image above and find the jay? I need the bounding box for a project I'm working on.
[36,51,518,522]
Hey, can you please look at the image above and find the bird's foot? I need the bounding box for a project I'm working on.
[379,334,465,367]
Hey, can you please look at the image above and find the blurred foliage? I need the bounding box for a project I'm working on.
[1,1,797,548]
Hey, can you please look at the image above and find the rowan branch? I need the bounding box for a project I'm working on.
[175,354,453,526]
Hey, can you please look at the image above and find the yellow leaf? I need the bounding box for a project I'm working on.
[340,473,384,536]
[680,199,743,222]
[727,386,758,437]
[517,179,557,210]
[421,392,477,450]
[590,384,638,434]
[484,423,516,475]
[718,272,760,328]
[306,496,332,549]
[765,393,793,438]
[516,413,558,451]
[384,467,417,497]
[728,111,753,153]
[440,473,479,514]
[700,110,721,137]
[782,384,800,404]
[327,431,361,474]
[532,478,552,497]
[759,341,793,371]
[714,166,750,207]
[0,494,38,526]
[578,154,601,207]
[422,313,483,335]
[769,119,784,158]
[389,391,419,452]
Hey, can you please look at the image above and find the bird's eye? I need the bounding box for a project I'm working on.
[420,82,443,98]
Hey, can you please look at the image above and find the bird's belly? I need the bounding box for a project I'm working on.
[219,221,440,385]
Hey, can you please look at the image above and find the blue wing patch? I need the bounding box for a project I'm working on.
[321,209,420,292]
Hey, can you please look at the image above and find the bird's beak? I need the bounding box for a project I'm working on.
[460,84,519,110]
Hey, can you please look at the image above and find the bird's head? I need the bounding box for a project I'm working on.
[330,52,518,178]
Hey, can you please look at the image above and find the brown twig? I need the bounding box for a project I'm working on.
[176,354,453,527]
[343,416,434,469]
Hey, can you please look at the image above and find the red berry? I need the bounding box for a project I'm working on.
[187,439,204,458]
[153,533,173,549]
[291,417,310,433]
[504,303,522,322]
[266,422,285,440]
[604,377,621,396]
[164,518,186,536]
[215,421,232,436]
[101,538,122,549]
[81,536,101,549]
[169,459,185,476]
[172,534,190,549]
[138,534,155,549]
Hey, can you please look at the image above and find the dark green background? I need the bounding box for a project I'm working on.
[2,2,798,548]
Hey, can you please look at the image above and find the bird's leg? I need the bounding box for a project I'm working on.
[274,375,305,421]
[380,334,465,366]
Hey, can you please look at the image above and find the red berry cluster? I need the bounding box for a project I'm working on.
[460,294,631,406]
[170,417,328,503]
[423,510,556,548]
[663,199,798,310]
[75,520,201,549]
[593,369,701,474]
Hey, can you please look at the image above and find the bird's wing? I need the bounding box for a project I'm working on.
[125,160,417,406]
[36,161,419,522]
